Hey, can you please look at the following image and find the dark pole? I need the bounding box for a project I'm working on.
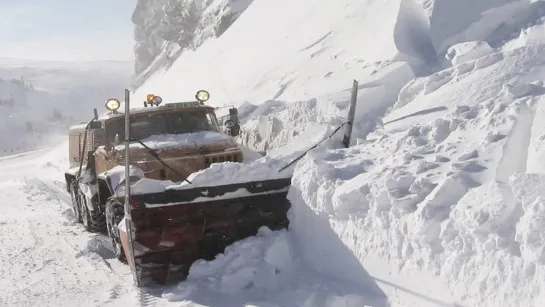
[342,79,358,148]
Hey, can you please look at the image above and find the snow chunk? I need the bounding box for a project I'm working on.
[446,41,494,66]
[504,22,545,51]
[104,165,146,194]
[450,181,517,238]
[516,197,545,263]
[412,174,475,243]
[173,156,292,190]
[164,227,294,298]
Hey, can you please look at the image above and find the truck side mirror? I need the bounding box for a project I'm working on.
[231,124,240,137]
[224,120,240,137]
[225,107,240,136]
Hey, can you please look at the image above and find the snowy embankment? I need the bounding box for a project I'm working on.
[289,26,545,307]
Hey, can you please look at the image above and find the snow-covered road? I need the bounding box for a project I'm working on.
[0,149,152,307]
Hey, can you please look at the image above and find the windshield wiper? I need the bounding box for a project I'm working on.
[128,138,192,185]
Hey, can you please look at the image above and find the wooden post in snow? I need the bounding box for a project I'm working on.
[342,79,358,148]
[123,88,139,286]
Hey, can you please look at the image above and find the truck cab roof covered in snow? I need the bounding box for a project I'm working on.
[66,91,242,174]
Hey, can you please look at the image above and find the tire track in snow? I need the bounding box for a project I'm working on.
[137,289,159,307]
[4,177,135,306]
[31,176,168,307]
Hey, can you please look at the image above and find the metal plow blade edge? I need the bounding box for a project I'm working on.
[118,177,292,287]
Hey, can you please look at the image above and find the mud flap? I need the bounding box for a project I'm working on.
[119,177,292,286]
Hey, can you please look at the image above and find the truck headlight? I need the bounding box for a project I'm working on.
[195,90,210,102]
[105,98,121,111]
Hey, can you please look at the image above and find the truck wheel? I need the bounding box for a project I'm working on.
[69,182,82,223]
[105,200,126,262]
[78,190,106,233]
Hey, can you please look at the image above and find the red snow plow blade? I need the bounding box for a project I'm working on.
[118,177,292,286]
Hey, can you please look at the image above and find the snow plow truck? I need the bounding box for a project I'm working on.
[64,89,292,286]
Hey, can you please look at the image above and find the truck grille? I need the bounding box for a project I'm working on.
[204,154,240,168]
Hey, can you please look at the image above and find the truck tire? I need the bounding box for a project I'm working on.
[78,190,106,233]
[69,182,82,223]
[105,199,126,262]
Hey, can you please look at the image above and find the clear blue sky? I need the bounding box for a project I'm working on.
[0,0,137,62]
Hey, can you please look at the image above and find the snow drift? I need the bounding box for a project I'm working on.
[288,27,545,307]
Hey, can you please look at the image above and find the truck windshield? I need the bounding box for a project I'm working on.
[106,110,221,144]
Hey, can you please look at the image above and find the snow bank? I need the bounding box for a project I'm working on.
[288,40,545,307]
[162,227,383,307]
[503,21,545,51]
[388,43,545,127]
[239,61,415,153]
[164,227,295,300]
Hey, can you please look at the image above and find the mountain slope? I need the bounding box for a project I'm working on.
[132,0,255,88]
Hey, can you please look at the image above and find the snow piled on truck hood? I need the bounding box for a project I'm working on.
[115,156,293,197]
[114,131,238,151]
